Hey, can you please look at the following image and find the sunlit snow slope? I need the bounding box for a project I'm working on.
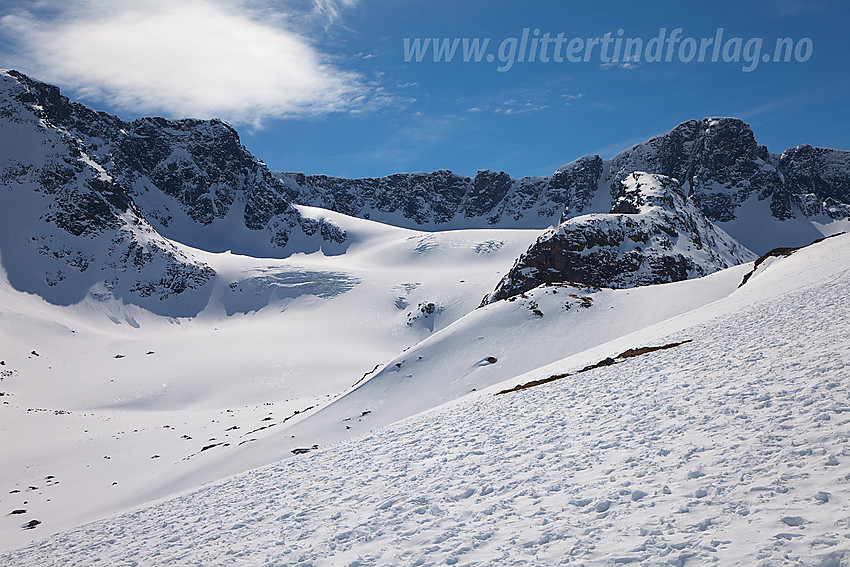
[0,208,543,552]
[5,227,849,566]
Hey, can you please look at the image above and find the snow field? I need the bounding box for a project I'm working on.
[0,221,543,552]
[5,235,849,566]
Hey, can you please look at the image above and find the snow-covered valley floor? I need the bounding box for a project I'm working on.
[3,234,849,565]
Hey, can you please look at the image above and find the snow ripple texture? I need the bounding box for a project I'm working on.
[6,278,850,566]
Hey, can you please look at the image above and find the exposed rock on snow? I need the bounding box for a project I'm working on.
[738,232,845,288]
[485,172,756,302]
[495,339,692,395]
[406,301,442,331]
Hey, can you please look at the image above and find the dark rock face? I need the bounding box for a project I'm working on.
[5,70,323,250]
[468,170,512,220]
[779,145,850,219]
[279,118,849,251]
[115,116,293,232]
[606,118,785,222]
[281,169,473,225]
[0,70,344,315]
[550,155,605,221]
[484,172,757,303]
[277,157,605,229]
[277,156,602,228]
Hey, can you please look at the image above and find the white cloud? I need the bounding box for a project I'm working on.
[1,0,373,124]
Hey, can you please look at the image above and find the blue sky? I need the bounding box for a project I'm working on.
[1,0,848,178]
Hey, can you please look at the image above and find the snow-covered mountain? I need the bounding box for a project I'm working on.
[278,117,850,253]
[2,69,847,318]
[485,171,757,302]
[0,70,346,315]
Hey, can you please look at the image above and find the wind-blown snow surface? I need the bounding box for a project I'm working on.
[0,202,750,554]
[5,235,849,565]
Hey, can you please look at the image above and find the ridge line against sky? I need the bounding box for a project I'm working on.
[0,0,848,178]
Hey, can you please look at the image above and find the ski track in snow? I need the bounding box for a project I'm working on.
[6,268,850,566]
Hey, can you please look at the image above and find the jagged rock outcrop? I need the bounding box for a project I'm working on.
[602,118,787,222]
[280,169,472,225]
[276,155,605,230]
[483,172,757,303]
[3,70,347,251]
[279,118,849,253]
[0,70,346,315]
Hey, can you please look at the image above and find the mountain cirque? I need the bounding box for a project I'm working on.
[2,71,850,565]
[1,68,848,315]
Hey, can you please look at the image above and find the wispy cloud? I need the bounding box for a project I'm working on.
[463,85,582,116]
[310,0,357,26]
[601,54,640,71]
[770,0,834,15]
[0,0,375,125]
[494,99,549,115]
[345,113,465,173]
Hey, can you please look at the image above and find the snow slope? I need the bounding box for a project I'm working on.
[4,230,848,566]
[192,261,751,484]
[0,208,544,552]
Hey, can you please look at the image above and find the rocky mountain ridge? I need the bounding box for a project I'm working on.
[279,118,850,254]
[0,70,346,315]
[2,69,848,315]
